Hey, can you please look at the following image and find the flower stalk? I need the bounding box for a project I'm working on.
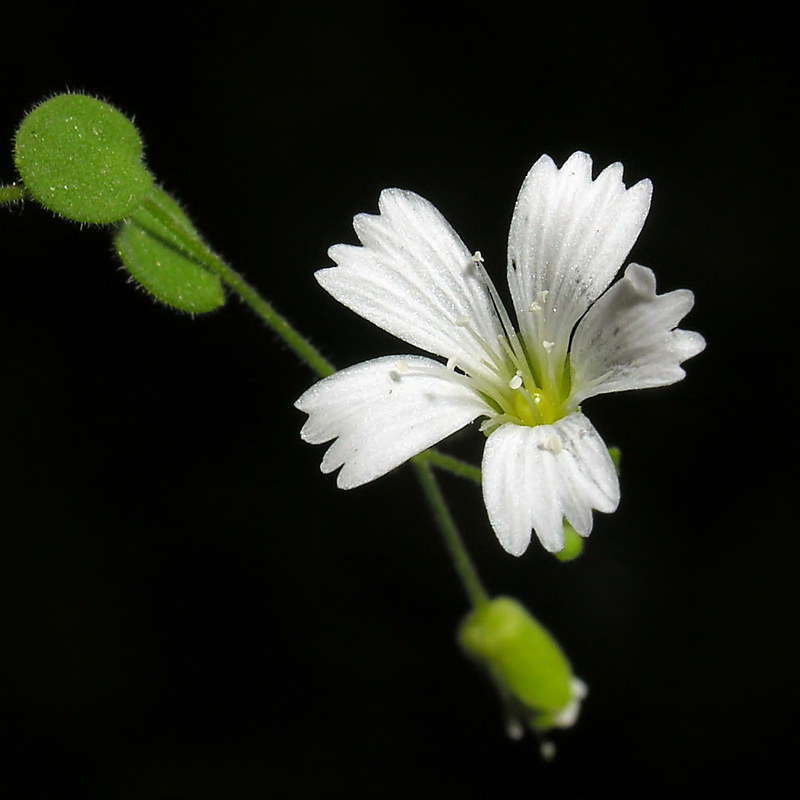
[413,456,489,609]
[140,195,486,608]
[141,194,336,379]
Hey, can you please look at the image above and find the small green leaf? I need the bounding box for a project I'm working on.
[14,93,153,224]
[115,188,225,313]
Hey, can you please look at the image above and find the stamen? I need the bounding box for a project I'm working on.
[452,316,508,382]
[496,334,520,369]
[506,718,525,741]
[441,263,567,429]
[394,360,409,373]
[528,290,550,313]
[497,333,518,364]
[540,741,556,761]
[542,433,562,454]
[467,256,518,344]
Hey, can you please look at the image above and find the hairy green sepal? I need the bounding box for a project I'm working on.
[115,189,225,313]
[14,93,153,224]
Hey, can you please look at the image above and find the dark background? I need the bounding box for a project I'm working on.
[2,3,794,798]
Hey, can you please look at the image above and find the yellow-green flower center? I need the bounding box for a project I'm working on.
[459,329,572,435]
[513,384,563,427]
[451,257,573,435]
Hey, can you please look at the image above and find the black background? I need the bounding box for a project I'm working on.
[2,3,794,798]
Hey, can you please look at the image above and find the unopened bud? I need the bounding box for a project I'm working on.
[459,597,587,738]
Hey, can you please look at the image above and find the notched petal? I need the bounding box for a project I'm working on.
[570,263,706,404]
[295,355,487,489]
[507,152,653,352]
[481,414,619,556]
[315,188,502,360]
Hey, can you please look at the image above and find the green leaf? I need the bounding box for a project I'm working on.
[14,93,153,224]
[115,188,225,313]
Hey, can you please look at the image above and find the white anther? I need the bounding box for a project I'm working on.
[540,741,556,761]
[571,677,588,700]
[471,250,484,263]
[530,291,550,313]
[394,360,409,374]
[508,373,523,390]
[543,433,562,454]
[455,316,470,327]
[506,718,524,741]
[543,340,555,353]
[446,356,457,371]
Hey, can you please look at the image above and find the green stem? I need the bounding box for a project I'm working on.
[142,194,335,379]
[144,191,488,609]
[419,449,482,484]
[412,456,489,609]
[0,184,26,204]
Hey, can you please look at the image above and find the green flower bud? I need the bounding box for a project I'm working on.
[552,447,621,562]
[554,521,585,562]
[608,446,622,474]
[459,596,587,744]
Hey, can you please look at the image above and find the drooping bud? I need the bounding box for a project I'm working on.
[459,596,587,748]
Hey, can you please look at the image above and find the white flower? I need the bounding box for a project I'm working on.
[296,153,705,555]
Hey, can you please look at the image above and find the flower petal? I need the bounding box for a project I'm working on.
[317,189,504,365]
[295,355,487,489]
[507,152,652,364]
[481,413,619,555]
[569,263,706,404]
